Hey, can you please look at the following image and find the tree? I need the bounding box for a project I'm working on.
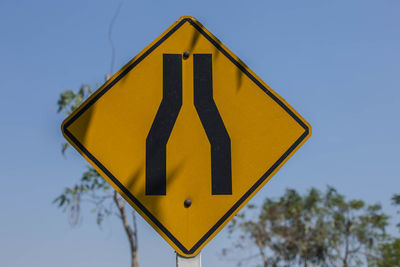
[225,187,389,267]
[370,194,400,267]
[324,187,388,266]
[54,85,139,267]
[370,238,400,267]
[226,188,329,267]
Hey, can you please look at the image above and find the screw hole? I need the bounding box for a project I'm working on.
[183,51,190,60]
[184,199,192,208]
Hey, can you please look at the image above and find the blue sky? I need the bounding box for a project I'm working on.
[1,0,399,266]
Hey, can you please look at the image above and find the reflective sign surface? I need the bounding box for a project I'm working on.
[62,16,311,256]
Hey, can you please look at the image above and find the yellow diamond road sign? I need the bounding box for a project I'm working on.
[62,16,311,256]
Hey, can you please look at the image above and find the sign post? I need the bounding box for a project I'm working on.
[176,252,201,267]
[61,15,311,259]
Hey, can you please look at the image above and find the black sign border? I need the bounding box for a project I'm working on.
[62,17,310,255]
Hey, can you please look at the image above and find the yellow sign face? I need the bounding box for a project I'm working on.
[62,16,311,256]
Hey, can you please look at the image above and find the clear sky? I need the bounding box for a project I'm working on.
[1,0,399,266]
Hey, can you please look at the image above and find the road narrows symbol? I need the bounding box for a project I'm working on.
[145,53,232,196]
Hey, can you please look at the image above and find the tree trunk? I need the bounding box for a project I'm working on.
[131,210,139,267]
[132,250,139,267]
[113,191,139,267]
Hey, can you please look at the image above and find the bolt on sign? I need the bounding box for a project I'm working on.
[61,16,311,256]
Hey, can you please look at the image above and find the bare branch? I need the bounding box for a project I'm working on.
[113,191,138,267]
[108,1,123,77]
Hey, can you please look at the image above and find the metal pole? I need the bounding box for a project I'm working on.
[176,252,201,267]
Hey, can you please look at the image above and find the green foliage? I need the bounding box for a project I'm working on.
[324,187,388,266]
[57,84,93,155]
[53,167,112,226]
[393,195,400,205]
[57,84,92,114]
[226,187,390,267]
[370,238,400,267]
[367,193,400,266]
[392,194,400,231]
